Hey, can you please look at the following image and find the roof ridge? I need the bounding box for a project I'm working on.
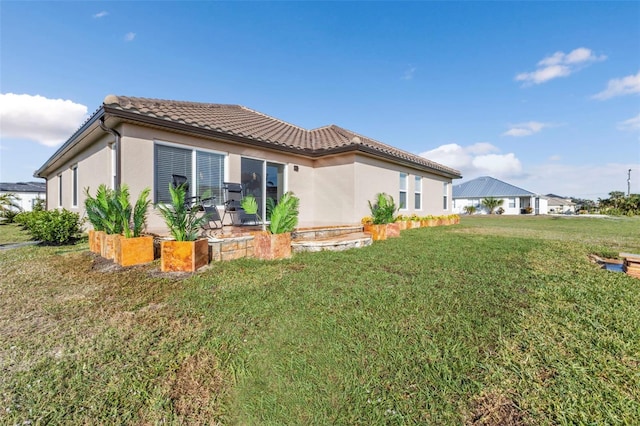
[239,105,307,132]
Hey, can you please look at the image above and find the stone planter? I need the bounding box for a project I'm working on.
[115,236,155,267]
[88,230,105,254]
[396,221,407,231]
[386,222,400,238]
[364,224,387,241]
[161,239,209,272]
[411,220,421,229]
[101,233,120,260]
[253,232,292,260]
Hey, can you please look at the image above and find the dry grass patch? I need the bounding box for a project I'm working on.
[467,390,527,426]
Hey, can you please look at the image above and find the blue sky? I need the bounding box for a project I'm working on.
[1,1,639,199]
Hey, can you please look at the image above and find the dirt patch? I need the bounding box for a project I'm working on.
[167,350,228,424]
[467,391,526,426]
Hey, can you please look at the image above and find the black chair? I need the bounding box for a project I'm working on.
[171,174,199,210]
[222,182,242,224]
[201,205,223,234]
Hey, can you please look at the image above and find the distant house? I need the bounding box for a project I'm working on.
[0,181,46,212]
[545,194,576,214]
[34,95,462,232]
[452,176,548,215]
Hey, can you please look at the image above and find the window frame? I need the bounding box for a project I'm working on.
[443,182,449,210]
[399,172,408,210]
[57,174,63,207]
[414,176,422,210]
[71,165,78,208]
[154,141,227,205]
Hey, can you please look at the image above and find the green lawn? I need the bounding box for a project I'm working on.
[1,217,639,425]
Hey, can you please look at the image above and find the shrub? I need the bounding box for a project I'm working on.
[1,209,20,223]
[23,209,83,245]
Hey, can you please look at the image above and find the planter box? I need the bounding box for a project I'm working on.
[161,239,209,272]
[386,222,400,238]
[411,220,421,229]
[396,221,407,231]
[101,234,120,260]
[253,232,292,260]
[88,230,105,254]
[364,224,387,241]
[115,236,155,267]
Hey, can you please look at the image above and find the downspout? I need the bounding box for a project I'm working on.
[99,117,121,190]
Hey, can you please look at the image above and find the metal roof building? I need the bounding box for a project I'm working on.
[453,176,534,198]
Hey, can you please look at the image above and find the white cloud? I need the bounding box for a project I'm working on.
[502,121,551,137]
[592,71,640,100]
[419,143,522,179]
[93,11,108,18]
[617,113,640,131]
[401,67,416,81]
[0,93,88,147]
[508,163,640,199]
[124,32,136,42]
[549,155,562,161]
[516,47,606,85]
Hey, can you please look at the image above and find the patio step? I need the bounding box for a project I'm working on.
[291,225,364,241]
[291,231,372,253]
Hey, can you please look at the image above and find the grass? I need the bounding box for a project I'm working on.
[0,216,639,425]
[0,222,33,245]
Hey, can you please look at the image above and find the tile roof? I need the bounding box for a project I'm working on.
[0,181,46,193]
[103,95,461,177]
[453,176,535,198]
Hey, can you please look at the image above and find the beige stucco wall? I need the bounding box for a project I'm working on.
[45,133,112,217]
[41,121,456,234]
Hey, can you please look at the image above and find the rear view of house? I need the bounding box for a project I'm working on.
[0,181,46,212]
[35,95,461,233]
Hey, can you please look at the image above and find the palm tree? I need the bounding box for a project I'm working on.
[463,205,477,215]
[0,193,21,213]
[481,197,504,214]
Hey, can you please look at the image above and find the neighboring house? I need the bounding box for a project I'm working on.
[0,181,46,212]
[35,95,462,233]
[452,176,548,215]
[545,194,576,214]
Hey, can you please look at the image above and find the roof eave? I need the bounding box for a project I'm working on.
[34,107,106,178]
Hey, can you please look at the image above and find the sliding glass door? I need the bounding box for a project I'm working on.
[241,158,285,220]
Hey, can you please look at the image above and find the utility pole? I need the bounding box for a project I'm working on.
[628,169,632,196]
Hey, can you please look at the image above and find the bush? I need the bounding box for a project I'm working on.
[1,209,20,223]
[22,209,83,245]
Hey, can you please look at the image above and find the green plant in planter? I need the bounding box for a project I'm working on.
[368,193,397,224]
[85,185,119,234]
[85,185,151,237]
[268,192,300,234]
[157,183,208,241]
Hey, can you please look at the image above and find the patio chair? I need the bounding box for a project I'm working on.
[171,174,200,210]
[201,204,223,234]
[221,182,262,226]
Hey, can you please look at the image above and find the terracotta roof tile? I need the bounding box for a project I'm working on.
[103,95,461,177]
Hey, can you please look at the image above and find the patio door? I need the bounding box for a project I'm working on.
[241,158,285,220]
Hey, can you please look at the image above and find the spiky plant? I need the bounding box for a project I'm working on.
[156,183,207,241]
[268,192,299,234]
[481,197,504,214]
[131,188,151,237]
[368,193,397,224]
[0,193,21,214]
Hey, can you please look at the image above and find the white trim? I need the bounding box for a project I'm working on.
[414,175,422,210]
[399,172,408,210]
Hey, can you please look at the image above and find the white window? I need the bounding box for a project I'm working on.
[57,174,62,207]
[443,182,449,210]
[414,176,422,210]
[508,198,516,208]
[399,173,408,209]
[71,165,78,207]
[154,143,225,204]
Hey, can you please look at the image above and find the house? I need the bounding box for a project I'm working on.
[452,176,548,215]
[34,95,462,233]
[545,194,576,214]
[0,181,46,212]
